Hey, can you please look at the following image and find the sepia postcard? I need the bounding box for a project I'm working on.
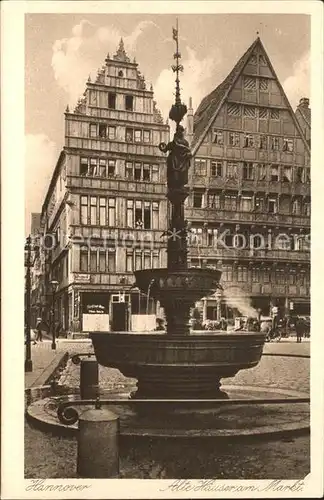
[1,0,324,498]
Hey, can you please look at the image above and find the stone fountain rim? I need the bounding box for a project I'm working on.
[89,331,266,339]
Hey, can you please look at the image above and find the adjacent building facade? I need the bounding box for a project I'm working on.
[38,40,169,335]
[185,36,310,321]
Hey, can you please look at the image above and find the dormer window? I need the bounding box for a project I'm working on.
[125,95,134,111]
[118,70,124,77]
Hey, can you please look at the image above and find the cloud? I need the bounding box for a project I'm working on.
[25,134,57,234]
[153,45,221,124]
[283,50,310,109]
[52,19,159,106]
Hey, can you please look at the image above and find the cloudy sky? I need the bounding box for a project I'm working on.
[25,13,310,233]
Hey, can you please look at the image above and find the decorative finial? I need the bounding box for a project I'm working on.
[133,56,136,64]
[256,30,259,36]
[107,52,110,60]
[113,37,130,62]
[168,19,187,126]
[88,75,91,82]
[150,83,153,92]
[65,105,69,113]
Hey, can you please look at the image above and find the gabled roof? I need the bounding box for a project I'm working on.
[191,37,311,156]
[297,106,311,129]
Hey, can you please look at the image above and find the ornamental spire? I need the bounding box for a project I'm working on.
[113,37,130,63]
[168,19,187,126]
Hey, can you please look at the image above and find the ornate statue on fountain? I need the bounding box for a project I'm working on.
[159,125,192,190]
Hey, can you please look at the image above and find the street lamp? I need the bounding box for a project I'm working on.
[50,279,59,350]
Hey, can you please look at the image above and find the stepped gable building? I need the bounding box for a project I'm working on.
[186,36,310,320]
[40,39,169,335]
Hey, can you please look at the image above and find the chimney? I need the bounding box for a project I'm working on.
[298,97,310,108]
[186,96,194,145]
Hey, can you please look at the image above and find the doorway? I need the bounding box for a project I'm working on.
[111,302,129,331]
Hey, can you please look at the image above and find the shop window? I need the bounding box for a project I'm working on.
[227,103,241,116]
[80,250,88,272]
[125,128,133,142]
[194,159,207,176]
[211,161,222,177]
[243,163,254,180]
[228,132,240,147]
[193,192,203,208]
[213,130,224,145]
[125,95,134,111]
[108,93,116,109]
[108,126,116,140]
[98,124,107,138]
[283,138,294,152]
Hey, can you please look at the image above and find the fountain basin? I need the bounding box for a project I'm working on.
[134,267,222,304]
[90,331,266,399]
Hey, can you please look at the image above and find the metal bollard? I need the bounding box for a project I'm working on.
[77,407,120,478]
[80,358,99,399]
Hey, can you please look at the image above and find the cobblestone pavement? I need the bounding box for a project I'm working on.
[25,339,310,479]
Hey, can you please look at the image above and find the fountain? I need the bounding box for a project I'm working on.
[90,23,266,399]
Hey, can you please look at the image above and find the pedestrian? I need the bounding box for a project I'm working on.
[295,317,304,343]
[35,317,43,342]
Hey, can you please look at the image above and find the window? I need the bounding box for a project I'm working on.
[227,103,241,116]
[252,268,260,282]
[228,132,240,147]
[259,108,268,119]
[243,134,254,148]
[99,250,106,272]
[241,196,252,212]
[128,200,157,229]
[243,163,254,180]
[108,93,116,109]
[143,130,150,143]
[125,95,134,111]
[152,202,159,229]
[270,136,280,150]
[224,194,237,211]
[259,135,267,149]
[118,70,124,77]
[276,269,285,285]
[108,126,116,140]
[125,128,133,142]
[108,160,115,177]
[135,250,142,270]
[270,109,280,120]
[134,130,142,143]
[108,199,116,226]
[222,264,233,282]
[90,197,97,225]
[296,167,304,183]
[80,157,88,176]
[143,251,151,269]
[270,165,279,182]
[207,193,221,209]
[206,229,217,246]
[263,268,270,283]
[211,161,223,177]
[194,159,207,176]
[99,159,106,177]
[254,196,264,212]
[251,235,262,248]
[303,201,310,216]
[268,198,277,214]
[259,54,267,65]
[258,164,267,180]
[134,163,142,180]
[126,251,133,272]
[193,192,203,208]
[213,130,223,145]
[289,271,296,285]
[259,79,268,91]
[81,196,88,225]
[90,124,97,138]
[305,168,310,183]
[151,165,159,182]
[244,77,256,90]
[89,158,97,176]
[99,124,107,138]
[108,250,116,272]
[90,250,97,272]
[127,200,134,227]
[99,198,106,226]
[283,138,293,152]
[244,106,256,118]
[126,162,133,179]
[283,166,292,182]
[249,54,257,65]
[237,266,248,282]
[227,162,238,178]
[152,251,159,269]
[143,164,150,181]
[292,199,301,215]
[80,250,88,272]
